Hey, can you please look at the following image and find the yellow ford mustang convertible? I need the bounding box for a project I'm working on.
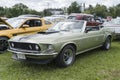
[0,17,52,51]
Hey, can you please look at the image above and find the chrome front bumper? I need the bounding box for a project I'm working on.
[8,49,58,63]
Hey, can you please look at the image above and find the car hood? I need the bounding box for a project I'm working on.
[9,31,73,44]
[0,17,13,29]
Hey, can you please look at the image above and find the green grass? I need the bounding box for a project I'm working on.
[0,41,120,80]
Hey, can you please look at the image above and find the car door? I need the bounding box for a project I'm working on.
[69,22,96,52]
[84,26,105,48]
[75,32,92,52]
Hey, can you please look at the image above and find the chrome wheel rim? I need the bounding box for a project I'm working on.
[63,49,73,65]
[106,41,110,49]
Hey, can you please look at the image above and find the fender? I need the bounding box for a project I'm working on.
[58,41,77,53]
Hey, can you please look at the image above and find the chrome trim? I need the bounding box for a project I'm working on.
[8,49,58,56]
[9,42,41,53]
[81,21,87,33]
[9,47,40,53]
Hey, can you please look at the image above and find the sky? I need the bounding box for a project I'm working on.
[0,0,120,11]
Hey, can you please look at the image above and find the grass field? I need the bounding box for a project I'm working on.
[0,41,120,80]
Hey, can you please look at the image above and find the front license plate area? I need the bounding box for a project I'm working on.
[17,54,26,59]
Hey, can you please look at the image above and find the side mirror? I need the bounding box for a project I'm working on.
[22,25,29,28]
[85,30,89,33]
[85,28,92,33]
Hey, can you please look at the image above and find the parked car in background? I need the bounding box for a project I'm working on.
[106,16,112,22]
[67,13,102,26]
[43,15,67,24]
[51,15,68,19]
[103,18,120,39]
[8,20,112,67]
[43,16,58,23]
[18,14,41,18]
[0,17,52,51]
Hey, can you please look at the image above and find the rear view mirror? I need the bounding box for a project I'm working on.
[22,25,29,28]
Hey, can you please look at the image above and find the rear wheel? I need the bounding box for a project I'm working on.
[0,37,9,51]
[102,37,111,50]
[55,45,76,67]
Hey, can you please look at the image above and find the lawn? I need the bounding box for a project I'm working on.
[0,41,120,80]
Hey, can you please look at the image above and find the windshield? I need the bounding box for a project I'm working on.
[6,18,26,28]
[47,21,84,32]
[67,16,76,20]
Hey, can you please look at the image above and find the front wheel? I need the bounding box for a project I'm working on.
[102,37,111,50]
[55,45,76,67]
[0,37,9,51]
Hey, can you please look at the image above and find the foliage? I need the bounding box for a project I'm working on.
[85,4,120,18]
[108,4,120,18]
[0,3,43,18]
[0,2,120,18]
[67,1,120,18]
[43,9,52,16]
[0,7,5,16]
[67,1,81,14]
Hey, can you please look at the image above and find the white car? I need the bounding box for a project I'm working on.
[103,18,120,39]
[43,15,67,24]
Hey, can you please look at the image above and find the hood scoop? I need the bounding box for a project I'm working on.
[38,31,59,34]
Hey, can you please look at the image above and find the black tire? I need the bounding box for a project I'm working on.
[0,37,9,51]
[102,37,111,50]
[55,45,76,67]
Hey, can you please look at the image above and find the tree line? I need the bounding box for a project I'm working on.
[0,2,120,18]
[67,1,120,18]
[0,3,43,18]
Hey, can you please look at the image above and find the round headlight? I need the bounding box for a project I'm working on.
[11,43,14,47]
[29,45,32,49]
[35,45,39,50]
[48,45,53,50]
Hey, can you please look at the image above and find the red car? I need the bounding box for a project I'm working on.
[67,13,102,26]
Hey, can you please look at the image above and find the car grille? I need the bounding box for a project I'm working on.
[9,42,41,52]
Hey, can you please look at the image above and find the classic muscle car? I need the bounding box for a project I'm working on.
[103,18,120,39]
[0,17,52,51]
[67,13,102,26]
[8,20,112,67]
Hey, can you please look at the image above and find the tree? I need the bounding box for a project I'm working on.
[43,9,52,16]
[84,5,94,14]
[11,3,29,17]
[2,3,43,18]
[0,2,120,18]
[85,4,109,18]
[107,4,120,18]
[0,7,5,16]
[94,4,108,18]
[67,1,81,14]
[13,3,28,9]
